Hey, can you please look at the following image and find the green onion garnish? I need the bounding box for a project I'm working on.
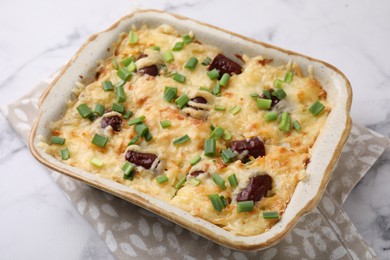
[94,104,105,116]
[207,69,220,80]
[135,123,149,137]
[116,85,126,103]
[223,130,232,141]
[211,173,226,190]
[102,80,114,91]
[309,101,325,116]
[212,82,221,96]
[172,42,184,51]
[92,134,108,148]
[175,94,190,109]
[145,131,153,142]
[128,136,139,146]
[221,148,236,164]
[117,67,132,82]
[122,161,135,180]
[112,103,124,114]
[257,98,272,110]
[182,34,192,44]
[127,61,137,72]
[51,136,65,145]
[263,89,272,99]
[284,72,294,83]
[230,105,241,115]
[293,120,302,131]
[273,79,284,88]
[263,211,279,219]
[90,157,104,167]
[214,105,226,111]
[156,174,169,184]
[220,196,228,207]
[173,73,186,83]
[250,92,259,98]
[210,124,215,131]
[199,86,212,93]
[164,87,178,102]
[237,201,254,212]
[219,73,231,87]
[160,120,172,128]
[123,110,133,119]
[201,57,212,66]
[121,57,134,67]
[173,134,191,145]
[272,88,286,100]
[163,51,174,63]
[184,57,198,70]
[279,112,291,132]
[264,111,278,122]
[113,59,119,70]
[77,104,93,119]
[189,178,201,186]
[209,194,225,212]
[150,46,160,51]
[128,116,145,126]
[204,138,216,157]
[128,31,138,44]
[228,174,238,187]
[210,126,224,139]
[190,154,201,166]
[60,148,70,160]
[175,176,187,189]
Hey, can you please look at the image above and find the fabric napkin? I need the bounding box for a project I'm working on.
[2,77,389,259]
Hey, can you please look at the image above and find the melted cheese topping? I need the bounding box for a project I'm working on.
[41,25,330,236]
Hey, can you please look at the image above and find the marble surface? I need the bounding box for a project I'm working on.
[0,0,389,259]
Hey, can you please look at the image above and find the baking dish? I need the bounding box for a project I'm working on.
[29,9,352,250]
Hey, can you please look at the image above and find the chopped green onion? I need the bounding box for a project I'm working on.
[190,154,201,166]
[293,120,302,131]
[160,120,172,128]
[182,34,192,44]
[173,134,191,145]
[175,94,190,109]
[90,157,104,167]
[173,73,186,83]
[116,85,126,103]
[210,124,215,131]
[284,72,294,83]
[257,98,272,110]
[207,69,220,80]
[210,126,224,139]
[117,67,132,82]
[220,196,228,207]
[144,130,152,142]
[223,130,232,141]
[128,116,145,126]
[309,101,325,116]
[279,112,291,132]
[135,123,149,137]
[230,105,241,115]
[172,42,184,51]
[204,138,216,157]
[123,110,133,119]
[121,57,134,67]
[128,136,139,146]
[211,173,226,190]
[264,111,278,122]
[228,174,238,187]
[219,73,230,87]
[214,105,226,111]
[263,89,272,99]
[112,103,124,113]
[184,57,198,70]
[94,104,105,116]
[113,59,119,70]
[51,136,65,145]
[237,201,254,212]
[127,61,137,72]
[273,79,284,88]
[60,148,70,160]
[150,46,160,51]
[175,176,187,189]
[199,86,212,93]
[212,82,221,96]
[102,80,114,91]
[209,194,225,212]
[163,51,174,63]
[201,57,212,66]
[250,92,259,98]
[156,174,169,184]
[272,88,286,100]
[128,31,138,44]
[92,134,108,148]
[164,87,178,102]
[189,178,201,186]
[263,211,279,219]
[122,161,135,180]
[221,148,236,163]
[77,104,93,119]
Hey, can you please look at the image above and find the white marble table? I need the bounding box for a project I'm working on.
[1,0,389,259]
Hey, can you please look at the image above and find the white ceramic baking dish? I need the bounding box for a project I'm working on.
[29,10,352,251]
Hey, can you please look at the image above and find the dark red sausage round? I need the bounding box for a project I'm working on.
[125,150,158,169]
[101,115,123,132]
[138,65,159,76]
[236,174,273,202]
[208,54,242,77]
[229,137,265,160]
